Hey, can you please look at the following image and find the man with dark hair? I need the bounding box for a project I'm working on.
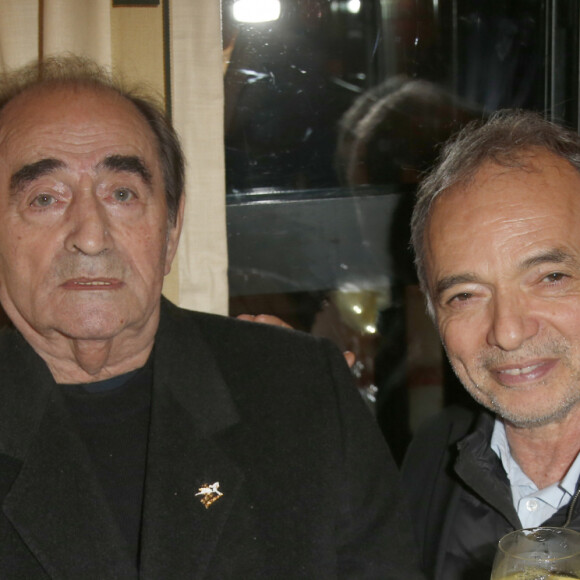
[403,109,580,579]
[0,56,423,579]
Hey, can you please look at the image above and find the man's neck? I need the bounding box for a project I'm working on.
[43,337,154,384]
[10,310,160,384]
[56,339,153,383]
[505,406,580,490]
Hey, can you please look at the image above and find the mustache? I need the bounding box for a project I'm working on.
[53,254,127,280]
[479,340,570,369]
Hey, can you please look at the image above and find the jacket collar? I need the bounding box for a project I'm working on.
[427,410,516,580]
[153,297,240,436]
[454,410,519,527]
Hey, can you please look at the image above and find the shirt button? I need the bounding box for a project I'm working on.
[526,499,539,512]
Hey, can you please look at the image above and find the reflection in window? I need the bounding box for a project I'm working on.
[224,0,555,194]
[224,0,370,192]
[225,0,577,461]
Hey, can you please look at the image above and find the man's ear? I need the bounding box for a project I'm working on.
[164,193,185,276]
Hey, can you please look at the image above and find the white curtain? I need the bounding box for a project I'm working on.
[43,0,112,64]
[0,0,228,315]
[170,0,228,315]
[0,0,40,70]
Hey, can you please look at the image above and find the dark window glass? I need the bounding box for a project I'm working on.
[224,0,580,461]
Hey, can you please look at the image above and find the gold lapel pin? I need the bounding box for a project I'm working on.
[195,481,224,509]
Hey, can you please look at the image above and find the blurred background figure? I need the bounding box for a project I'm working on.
[226,0,579,462]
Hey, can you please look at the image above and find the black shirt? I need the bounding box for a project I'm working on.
[60,360,153,568]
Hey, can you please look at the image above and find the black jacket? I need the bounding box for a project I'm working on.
[401,405,580,580]
[0,299,424,579]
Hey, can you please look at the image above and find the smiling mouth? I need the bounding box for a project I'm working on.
[498,363,544,376]
[491,359,558,386]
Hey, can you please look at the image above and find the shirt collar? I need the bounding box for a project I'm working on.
[491,418,580,517]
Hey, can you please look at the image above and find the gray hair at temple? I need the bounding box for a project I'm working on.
[0,55,185,225]
[411,109,580,318]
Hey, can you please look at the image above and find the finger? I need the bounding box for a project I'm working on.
[252,314,293,329]
[236,314,257,322]
[236,313,293,329]
[343,351,356,368]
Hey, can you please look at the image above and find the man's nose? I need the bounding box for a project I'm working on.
[63,192,111,256]
[486,292,539,351]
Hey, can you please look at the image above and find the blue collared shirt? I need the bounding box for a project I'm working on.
[491,418,580,529]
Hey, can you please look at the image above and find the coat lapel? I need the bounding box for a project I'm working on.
[139,304,245,579]
[0,332,136,579]
[3,390,138,579]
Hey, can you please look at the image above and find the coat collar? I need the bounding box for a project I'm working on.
[0,329,54,460]
[454,411,518,527]
[140,300,244,578]
[153,298,240,436]
[1,301,244,579]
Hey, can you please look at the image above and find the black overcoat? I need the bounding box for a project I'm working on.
[0,299,423,579]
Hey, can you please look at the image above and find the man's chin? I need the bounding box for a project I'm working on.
[487,397,579,428]
[59,325,127,342]
[54,311,131,342]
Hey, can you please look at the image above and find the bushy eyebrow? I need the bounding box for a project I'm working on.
[519,248,576,270]
[435,274,479,300]
[97,154,152,186]
[10,158,65,193]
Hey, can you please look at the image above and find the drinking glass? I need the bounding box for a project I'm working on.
[491,527,580,579]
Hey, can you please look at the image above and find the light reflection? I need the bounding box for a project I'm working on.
[346,0,361,14]
[330,286,391,335]
[233,0,281,23]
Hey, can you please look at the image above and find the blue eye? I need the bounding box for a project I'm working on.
[31,193,56,207]
[112,188,135,202]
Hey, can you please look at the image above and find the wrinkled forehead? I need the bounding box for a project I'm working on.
[0,83,161,174]
[425,153,580,276]
[430,152,580,224]
[0,82,149,140]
